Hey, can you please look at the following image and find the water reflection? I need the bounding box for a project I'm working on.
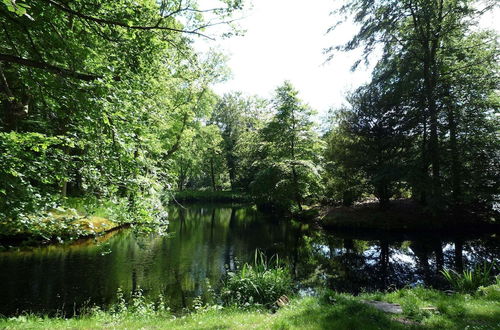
[300,231,499,293]
[0,204,498,316]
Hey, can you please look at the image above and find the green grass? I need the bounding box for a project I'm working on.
[361,286,500,329]
[0,296,407,330]
[1,287,499,329]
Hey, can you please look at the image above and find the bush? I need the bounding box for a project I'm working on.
[441,262,496,293]
[221,250,293,308]
[477,276,500,300]
[0,132,72,220]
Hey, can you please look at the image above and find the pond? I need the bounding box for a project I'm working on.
[0,204,498,316]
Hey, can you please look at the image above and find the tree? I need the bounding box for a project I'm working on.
[210,92,268,189]
[323,110,367,206]
[251,81,323,211]
[328,0,499,212]
[0,0,242,221]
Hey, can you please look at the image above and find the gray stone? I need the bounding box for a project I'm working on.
[362,300,403,314]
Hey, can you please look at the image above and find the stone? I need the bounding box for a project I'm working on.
[361,300,403,314]
[275,295,290,308]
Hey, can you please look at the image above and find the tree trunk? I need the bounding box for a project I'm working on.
[210,157,216,191]
[0,66,29,131]
[423,52,441,206]
[60,180,68,197]
[454,239,464,273]
[448,106,461,206]
[419,111,429,205]
[376,182,390,209]
[290,110,302,211]
[291,164,302,211]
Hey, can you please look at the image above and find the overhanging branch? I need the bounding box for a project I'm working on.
[0,53,100,81]
[43,0,214,39]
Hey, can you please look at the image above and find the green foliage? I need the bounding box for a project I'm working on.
[477,277,500,301]
[441,263,496,293]
[0,0,244,231]
[327,0,500,211]
[362,286,500,327]
[250,160,322,212]
[106,288,170,318]
[251,81,324,211]
[0,132,72,219]
[0,198,126,242]
[1,0,31,18]
[221,250,293,308]
[323,112,369,206]
[210,92,269,189]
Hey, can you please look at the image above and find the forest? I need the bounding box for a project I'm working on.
[0,0,499,329]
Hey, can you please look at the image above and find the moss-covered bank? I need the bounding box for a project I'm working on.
[0,197,135,246]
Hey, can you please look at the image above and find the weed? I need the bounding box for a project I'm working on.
[441,262,496,293]
[221,250,293,308]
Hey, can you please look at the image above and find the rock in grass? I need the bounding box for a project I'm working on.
[420,306,439,313]
[361,300,403,314]
[275,295,290,308]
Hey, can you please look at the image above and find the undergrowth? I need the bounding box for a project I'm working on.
[441,262,497,293]
[220,250,293,308]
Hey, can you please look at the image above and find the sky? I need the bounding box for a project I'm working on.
[196,0,499,118]
[195,0,374,117]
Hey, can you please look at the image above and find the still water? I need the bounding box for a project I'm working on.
[0,204,498,315]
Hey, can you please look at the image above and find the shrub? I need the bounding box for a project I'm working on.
[221,250,293,308]
[441,262,495,293]
[477,276,500,300]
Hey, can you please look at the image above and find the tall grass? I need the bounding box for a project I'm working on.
[441,262,495,293]
[221,250,293,308]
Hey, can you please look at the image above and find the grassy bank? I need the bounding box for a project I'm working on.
[318,200,499,232]
[171,190,251,204]
[1,287,499,329]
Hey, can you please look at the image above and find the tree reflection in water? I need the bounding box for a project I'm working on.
[0,204,498,316]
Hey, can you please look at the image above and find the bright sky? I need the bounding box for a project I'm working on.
[196,0,499,118]
[195,0,373,117]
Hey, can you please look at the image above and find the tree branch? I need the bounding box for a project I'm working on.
[43,0,215,39]
[0,53,101,81]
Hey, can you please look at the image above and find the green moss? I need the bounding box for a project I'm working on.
[0,204,122,245]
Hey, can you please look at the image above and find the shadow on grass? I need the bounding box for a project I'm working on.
[272,296,418,330]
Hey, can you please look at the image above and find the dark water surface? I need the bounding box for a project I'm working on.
[0,204,498,316]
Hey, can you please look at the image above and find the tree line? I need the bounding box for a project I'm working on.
[325,0,499,213]
[1,0,498,225]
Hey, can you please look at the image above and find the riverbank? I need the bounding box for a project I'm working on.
[0,211,123,247]
[0,197,134,247]
[317,200,499,233]
[1,287,498,329]
[171,190,251,204]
